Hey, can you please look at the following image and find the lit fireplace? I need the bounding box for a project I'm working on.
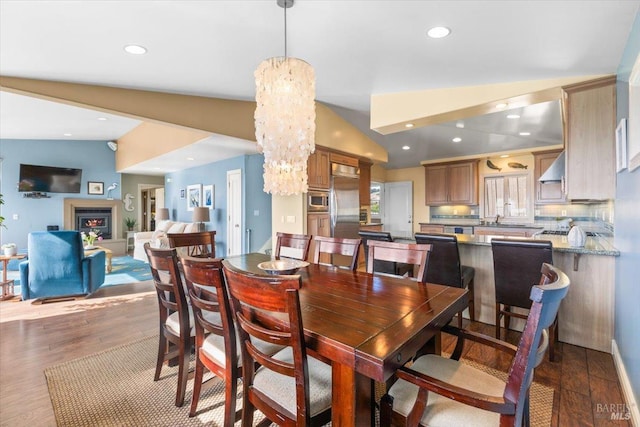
[75,208,112,239]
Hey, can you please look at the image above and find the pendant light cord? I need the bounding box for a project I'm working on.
[283,1,288,58]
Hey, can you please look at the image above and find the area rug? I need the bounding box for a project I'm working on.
[45,336,554,426]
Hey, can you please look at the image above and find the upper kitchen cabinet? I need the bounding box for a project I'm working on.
[307,148,330,189]
[564,77,616,200]
[534,150,566,204]
[424,160,478,205]
[359,160,372,206]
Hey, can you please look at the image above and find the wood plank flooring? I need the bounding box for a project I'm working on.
[0,282,631,426]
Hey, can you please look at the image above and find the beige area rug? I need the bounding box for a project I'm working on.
[45,336,554,426]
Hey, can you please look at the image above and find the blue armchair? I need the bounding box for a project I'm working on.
[19,231,106,300]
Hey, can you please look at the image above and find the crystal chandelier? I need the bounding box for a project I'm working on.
[255,0,315,196]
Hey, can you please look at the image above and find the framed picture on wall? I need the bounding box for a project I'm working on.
[186,184,202,211]
[203,185,214,209]
[88,181,104,195]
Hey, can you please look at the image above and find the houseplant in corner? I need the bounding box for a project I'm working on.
[124,217,137,231]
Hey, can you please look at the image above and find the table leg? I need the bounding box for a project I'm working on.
[105,252,112,273]
[332,363,374,427]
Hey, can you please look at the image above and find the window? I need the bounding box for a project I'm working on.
[370,182,383,218]
[484,174,531,220]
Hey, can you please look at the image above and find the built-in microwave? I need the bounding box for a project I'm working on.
[308,190,330,212]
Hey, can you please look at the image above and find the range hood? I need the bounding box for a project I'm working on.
[538,151,565,182]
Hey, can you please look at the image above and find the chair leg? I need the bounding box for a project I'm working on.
[548,316,559,362]
[175,341,190,407]
[495,303,502,339]
[223,372,239,427]
[380,393,393,427]
[504,306,512,332]
[467,278,475,322]
[457,309,463,329]
[154,332,166,381]
[189,358,204,417]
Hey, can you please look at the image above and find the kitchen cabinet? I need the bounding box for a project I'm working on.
[307,149,330,189]
[360,224,383,232]
[424,161,478,205]
[534,150,566,204]
[359,161,372,206]
[419,224,445,233]
[307,213,330,263]
[473,226,540,237]
[564,77,616,200]
[329,152,359,168]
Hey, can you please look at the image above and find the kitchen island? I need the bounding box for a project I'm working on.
[399,232,618,353]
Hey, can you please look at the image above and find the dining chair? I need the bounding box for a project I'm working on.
[358,230,414,277]
[414,232,475,328]
[380,263,570,427]
[366,239,432,284]
[222,261,333,426]
[312,235,362,270]
[167,231,216,258]
[491,238,557,361]
[144,243,193,407]
[274,232,312,261]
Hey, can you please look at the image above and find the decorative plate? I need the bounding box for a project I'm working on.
[257,259,309,275]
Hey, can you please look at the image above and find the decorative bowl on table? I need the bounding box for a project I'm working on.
[257,259,309,275]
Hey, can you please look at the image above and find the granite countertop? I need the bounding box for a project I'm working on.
[457,234,618,256]
[395,233,619,256]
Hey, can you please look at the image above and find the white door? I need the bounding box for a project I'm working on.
[383,181,413,238]
[227,169,243,256]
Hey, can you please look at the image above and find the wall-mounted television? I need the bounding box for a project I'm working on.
[18,163,83,193]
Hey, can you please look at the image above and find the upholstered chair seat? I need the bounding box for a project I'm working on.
[200,330,284,369]
[253,347,333,418]
[165,308,221,337]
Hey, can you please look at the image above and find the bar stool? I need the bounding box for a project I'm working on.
[491,238,558,361]
[414,233,475,328]
[358,231,414,277]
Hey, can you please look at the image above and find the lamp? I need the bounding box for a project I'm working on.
[255,0,315,196]
[156,208,170,221]
[192,207,210,231]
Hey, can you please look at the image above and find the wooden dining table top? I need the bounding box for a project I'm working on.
[224,252,468,383]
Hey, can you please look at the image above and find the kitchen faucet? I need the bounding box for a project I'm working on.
[495,214,501,224]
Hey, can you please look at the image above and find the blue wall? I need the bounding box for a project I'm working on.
[0,139,121,248]
[615,12,640,409]
[164,153,271,256]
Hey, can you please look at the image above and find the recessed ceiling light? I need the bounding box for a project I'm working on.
[507,114,520,119]
[402,145,410,150]
[496,103,508,109]
[452,137,462,143]
[97,117,107,121]
[500,154,509,158]
[124,44,147,55]
[519,132,531,136]
[186,157,195,161]
[455,122,464,129]
[405,123,414,128]
[63,133,72,136]
[427,26,451,39]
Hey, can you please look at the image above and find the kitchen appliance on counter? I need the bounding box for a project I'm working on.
[359,208,369,225]
[330,163,360,264]
[540,229,597,237]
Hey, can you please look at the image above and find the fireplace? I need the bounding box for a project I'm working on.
[75,208,112,239]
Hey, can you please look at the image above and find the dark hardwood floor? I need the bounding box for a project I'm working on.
[0,281,631,426]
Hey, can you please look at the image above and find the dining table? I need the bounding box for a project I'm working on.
[223,253,469,427]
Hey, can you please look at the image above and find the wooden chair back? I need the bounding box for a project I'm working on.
[274,232,312,261]
[167,231,216,258]
[180,256,241,422]
[222,261,331,426]
[143,243,192,407]
[312,236,362,270]
[366,240,432,283]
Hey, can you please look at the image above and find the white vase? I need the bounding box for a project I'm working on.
[567,225,587,247]
[3,247,17,256]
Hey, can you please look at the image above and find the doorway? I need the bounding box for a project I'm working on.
[227,169,242,256]
[383,181,413,238]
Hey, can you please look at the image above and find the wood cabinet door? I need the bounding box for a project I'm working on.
[424,165,448,205]
[565,80,616,200]
[308,214,331,263]
[359,161,372,206]
[448,162,478,205]
[534,151,566,204]
[307,150,330,189]
[419,224,445,233]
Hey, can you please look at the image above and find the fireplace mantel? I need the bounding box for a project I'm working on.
[64,198,126,255]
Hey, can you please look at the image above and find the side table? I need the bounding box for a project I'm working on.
[84,246,113,273]
[0,253,26,300]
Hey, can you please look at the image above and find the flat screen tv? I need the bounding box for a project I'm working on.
[18,163,83,193]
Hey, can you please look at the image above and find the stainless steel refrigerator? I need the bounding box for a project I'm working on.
[330,163,360,249]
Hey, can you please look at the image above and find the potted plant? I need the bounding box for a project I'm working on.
[2,243,17,257]
[124,217,137,231]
